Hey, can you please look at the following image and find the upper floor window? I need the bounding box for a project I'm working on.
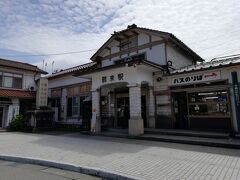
[0,72,23,89]
[119,36,137,51]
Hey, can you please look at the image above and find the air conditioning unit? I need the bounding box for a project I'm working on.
[28,86,35,91]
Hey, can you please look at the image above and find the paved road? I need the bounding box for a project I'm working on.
[0,132,239,180]
[0,159,100,180]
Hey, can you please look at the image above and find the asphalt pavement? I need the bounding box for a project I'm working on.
[0,160,101,180]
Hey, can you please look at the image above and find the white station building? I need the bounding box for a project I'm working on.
[48,25,240,136]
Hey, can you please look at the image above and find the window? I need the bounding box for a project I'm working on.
[119,36,137,51]
[72,97,79,116]
[13,76,22,89]
[188,91,230,117]
[67,96,90,118]
[120,41,129,51]
[3,76,13,88]
[80,96,85,116]
[128,36,137,48]
[67,96,80,117]
[51,89,61,97]
[67,97,72,117]
[1,72,23,89]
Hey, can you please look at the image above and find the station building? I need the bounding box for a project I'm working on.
[47,25,240,136]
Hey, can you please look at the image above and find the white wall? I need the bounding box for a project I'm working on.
[139,44,166,65]
[48,74,90,89]
[91,65,155,91]
[166,44,194,69]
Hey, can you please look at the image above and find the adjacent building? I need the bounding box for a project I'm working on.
[48,24,240,136]
[0,58,47,128]
[47,63,94,126]
[154,55,240,133]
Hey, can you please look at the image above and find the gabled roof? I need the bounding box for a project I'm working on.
[0,58,47,74]
[170,54,240,75]
[90,24,203,62]
[47,62,96,79]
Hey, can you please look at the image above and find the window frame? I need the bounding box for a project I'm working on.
[187,90,230,117]
[67,95,91,118]
[0,71,23,89]
[119,36,138,51]
[72,96,80,117]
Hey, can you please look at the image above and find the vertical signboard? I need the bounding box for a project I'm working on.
[231,71,240,132]
[36,78,48,108]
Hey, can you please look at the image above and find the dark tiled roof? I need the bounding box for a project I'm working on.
[73,58,164,76]
[170,54,240,74]
[0,58,47,74]
[46,62,96,79]
[0,88,36,99]
[90,24,203,62]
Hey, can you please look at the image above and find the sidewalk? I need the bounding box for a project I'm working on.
[0,132,239,180]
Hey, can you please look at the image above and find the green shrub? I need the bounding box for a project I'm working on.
[9,115,27,131]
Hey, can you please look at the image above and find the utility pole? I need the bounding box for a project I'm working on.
[42,59,45,70]
[52,61,55,74]
[45,62,47,71]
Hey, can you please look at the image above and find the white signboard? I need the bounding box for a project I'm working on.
[172,71,221,85]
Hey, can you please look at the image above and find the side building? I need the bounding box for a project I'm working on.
[47,63,95,128]
[154,55,240,133]
[0,58,47,128]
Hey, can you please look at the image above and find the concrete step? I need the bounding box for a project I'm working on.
[137,134,240,149]
[102,128,128,134]
[144,128,230,139]
[0,128,6,133]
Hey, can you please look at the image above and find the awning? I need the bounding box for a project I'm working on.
[0,89,36,99]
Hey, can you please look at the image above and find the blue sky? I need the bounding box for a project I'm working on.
[0,0,240,73]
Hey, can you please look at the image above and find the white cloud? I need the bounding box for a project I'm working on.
[0,0,240,72]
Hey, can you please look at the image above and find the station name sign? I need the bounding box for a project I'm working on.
[172,71,221,85]
[102,73,124,84]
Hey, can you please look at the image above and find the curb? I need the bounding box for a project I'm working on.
[0,155,138,180]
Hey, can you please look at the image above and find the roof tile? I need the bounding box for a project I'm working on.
[0,89,36,99]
